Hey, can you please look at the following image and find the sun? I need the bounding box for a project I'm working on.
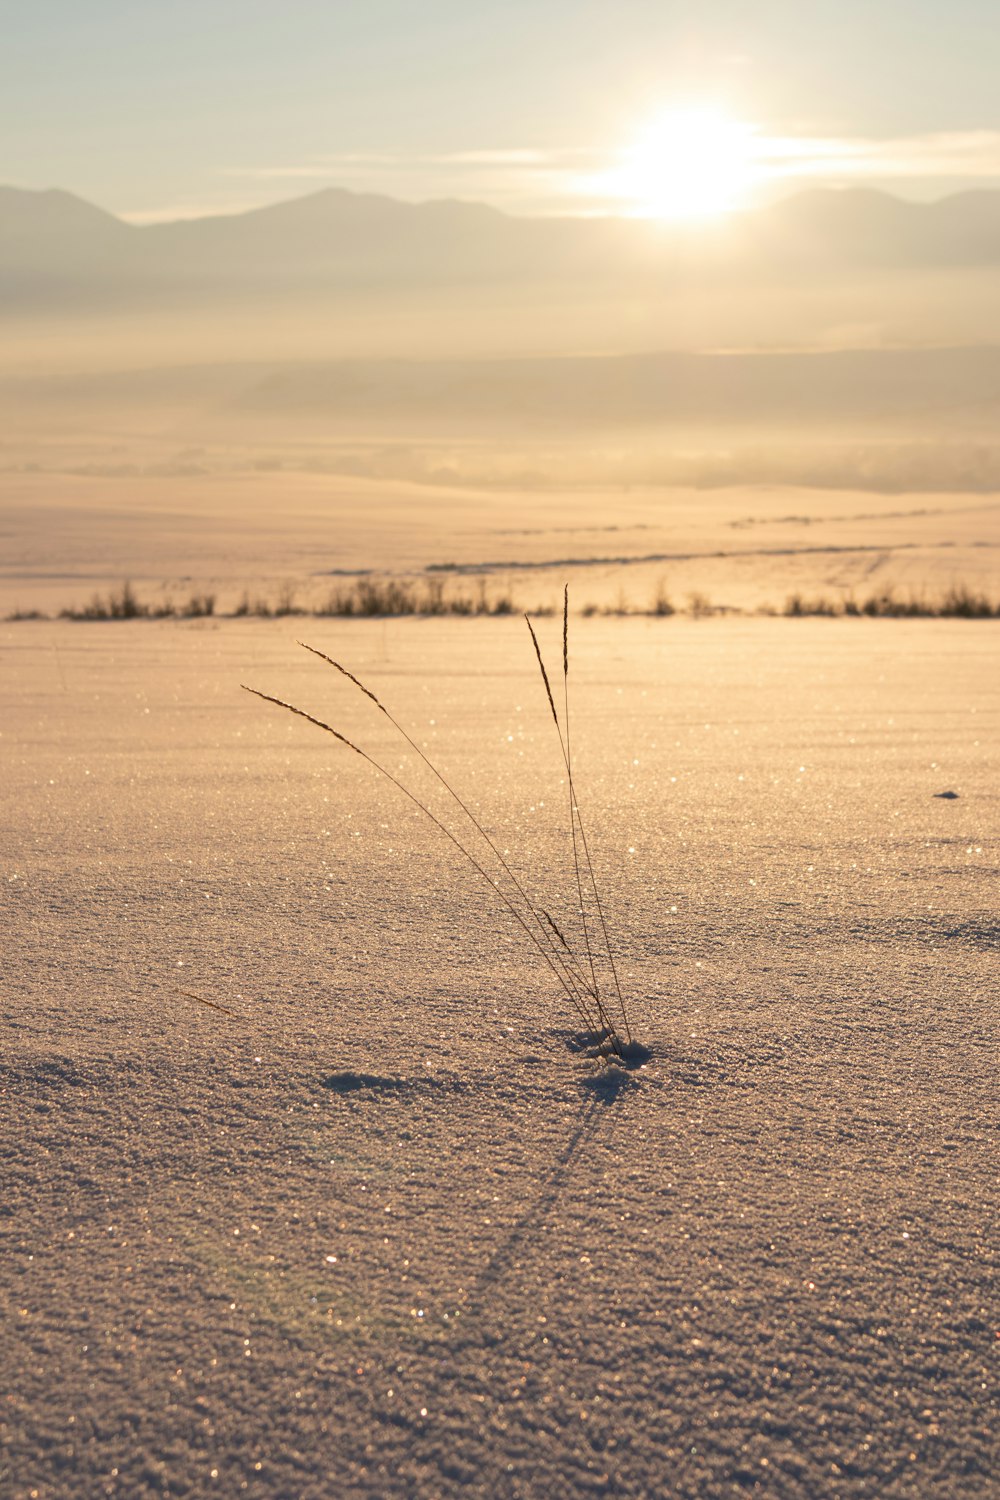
[606,106,758,220]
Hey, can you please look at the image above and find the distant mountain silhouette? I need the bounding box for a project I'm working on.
[4,184,1000,313]
[0,186,126,242]
[750,188,1000,265]
[0,187,130,278]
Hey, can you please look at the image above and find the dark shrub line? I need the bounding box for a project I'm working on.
[8,578,999,622]
[52,582,217,621]
[783,583,1000,618]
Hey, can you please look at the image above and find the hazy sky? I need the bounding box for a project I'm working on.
[4,0,1000,220]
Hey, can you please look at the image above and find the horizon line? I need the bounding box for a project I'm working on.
[4,178,1000,230]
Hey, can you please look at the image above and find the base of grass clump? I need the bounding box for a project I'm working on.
[565,1029,653,1068]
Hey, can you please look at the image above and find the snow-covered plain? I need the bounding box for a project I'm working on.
[2,616,997,1498]
[3,465,998,619]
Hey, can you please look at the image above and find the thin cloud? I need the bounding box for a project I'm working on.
[429,149,557,167]
[129,131,1000,223]
[226,131,1000,195]
[224,148,575,180]
[225,157,398,180]
[121,200,268,224]
[758,130,1000,182]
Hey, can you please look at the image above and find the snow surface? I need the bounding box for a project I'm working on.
[2,616,997,1498]
[2,467,998,618]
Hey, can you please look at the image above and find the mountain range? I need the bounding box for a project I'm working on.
[3,184,1000,459]
[4,184,1000,312]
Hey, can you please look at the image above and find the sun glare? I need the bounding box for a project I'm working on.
[607,106,758,220]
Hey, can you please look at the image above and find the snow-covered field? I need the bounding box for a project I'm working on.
[2,615,997,1498]
[3,465,998,618]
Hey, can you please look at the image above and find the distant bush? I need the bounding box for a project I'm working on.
[785,592,838,617]
[783,585,999,618]
[60,582,216,621]
[316,576,515,617]
[273,582,304,617]
[652,581,675,616]
[233,592,272,618]
[687,591,716,619]
[181,591,216,618]
[940,582,997,618]
[60,581,151,621]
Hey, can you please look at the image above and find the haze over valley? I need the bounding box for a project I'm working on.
[2,181,999,616]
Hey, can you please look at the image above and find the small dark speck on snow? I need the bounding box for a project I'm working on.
[322,1071,405,1094]
[320,1070,469,1096]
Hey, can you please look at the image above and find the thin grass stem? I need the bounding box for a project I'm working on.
[295,641,600,1011]
[524,611,620,1046]
[526,599,631,1047]
[241,684,604,1036]
[556,590,600,1007]
[566,788,632,1044]
[561,589,632,1044]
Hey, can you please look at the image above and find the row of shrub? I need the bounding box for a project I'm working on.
[234,577,515,619]
[53,582,217,621]
[7,579,999,623]
[782,583,999,618]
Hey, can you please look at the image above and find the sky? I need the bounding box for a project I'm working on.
[3,0,1000,221]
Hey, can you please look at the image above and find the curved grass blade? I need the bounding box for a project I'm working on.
[296,640,599,1012]
[242,684,603,1036]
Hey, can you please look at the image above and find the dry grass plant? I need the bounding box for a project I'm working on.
[243,588,638,1062]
